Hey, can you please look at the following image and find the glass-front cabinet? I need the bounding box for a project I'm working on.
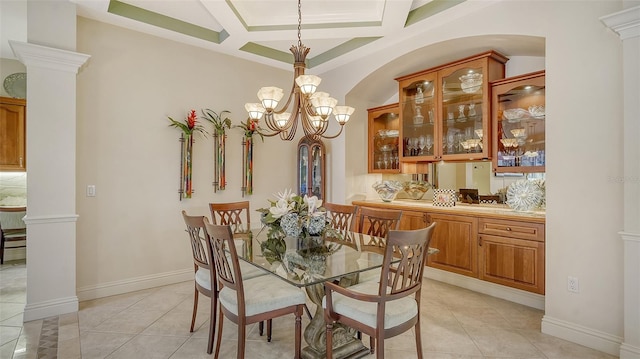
[491,70,545,173]
[298,136,325,199]
[367,103,400,173]
[397,51,508,162]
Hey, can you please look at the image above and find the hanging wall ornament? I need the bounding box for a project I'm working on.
[235,118,265,197]
[202,109,231,192]
[168,109,207,200]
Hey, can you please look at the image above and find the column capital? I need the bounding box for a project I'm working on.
[601,5,640,40]
[9,41,90,73]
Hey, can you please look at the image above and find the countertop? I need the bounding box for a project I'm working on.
[352,199,546,223]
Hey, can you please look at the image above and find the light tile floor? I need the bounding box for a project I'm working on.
[0,259,619,359]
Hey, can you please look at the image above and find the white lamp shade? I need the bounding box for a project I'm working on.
[295,75,321,95]
[333,106,355,124]
[257,87,284,111]
[310,92,337,118]
[274,112,291,128]
[245,103,265,120]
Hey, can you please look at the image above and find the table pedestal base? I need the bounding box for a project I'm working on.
[302,280,369,359]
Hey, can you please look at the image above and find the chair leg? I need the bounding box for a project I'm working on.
[267,319,272,342]
[190,288,198,332]
[294,305,303,359]
[207,291,217,354]
[376,333,384,359]
[415,321,423,359]
[214,307,224,359]
[325,322,333,359]
[369,336,375,354]
[238,319,246,359]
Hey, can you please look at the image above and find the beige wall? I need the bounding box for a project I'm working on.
[75,17,301,295]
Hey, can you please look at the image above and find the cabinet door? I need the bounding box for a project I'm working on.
[426,213,478,277]
[368,103,400,173]
[399,210,428,230]
[398,72,438,162]
[478,234,545,294]
[0,98,26,171]
[492,71,546,173]
[438,58,492,161]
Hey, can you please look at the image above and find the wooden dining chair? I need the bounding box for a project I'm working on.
[355,206,402,251]
[181,211,267,354]
[323,202,358,233]
[323,223,437,359]
[204,222,306,359]
[0,207,27,264]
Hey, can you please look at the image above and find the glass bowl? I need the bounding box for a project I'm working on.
[372,180,403,202]
[403,181,432,200]
[459,73,483,93]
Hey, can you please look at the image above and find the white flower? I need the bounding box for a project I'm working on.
[269,199,292,218]
[274,188,296,202]
[304,195,322,214]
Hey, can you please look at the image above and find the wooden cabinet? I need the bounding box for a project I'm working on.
[425,213,478,278]
[0,97,26,171]
[491,70,545,173]
[297,137,325,200]
[478,218,545,294]
[368,103,400,173]
[399,210,428,230]
[396,51,508,163]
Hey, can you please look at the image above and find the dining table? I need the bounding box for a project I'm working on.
[238,229,437,359]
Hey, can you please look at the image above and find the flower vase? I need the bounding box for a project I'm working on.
[180,133,194,199]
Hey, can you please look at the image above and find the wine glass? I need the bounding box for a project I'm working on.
[425,134,433,155]
[418,135,426,155]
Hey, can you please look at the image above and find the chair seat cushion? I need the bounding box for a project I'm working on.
[195,260,266,291]
[322,280,418,329]
[219,276,306,317]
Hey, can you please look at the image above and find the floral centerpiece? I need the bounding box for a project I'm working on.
[257,189,340,265]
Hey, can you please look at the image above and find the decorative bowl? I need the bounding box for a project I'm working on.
[528,105,545,119]
[459,73,483,93]
[502,108,529,122]
[372,180,403,202]
[403,181,432,200]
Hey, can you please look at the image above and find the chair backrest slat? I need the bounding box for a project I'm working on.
[210,201,250,234]
[379,223,436,297]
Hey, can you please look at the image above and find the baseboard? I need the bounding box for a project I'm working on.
[76,268,193,301]
[23,295,78,322]
[424,267,545,310]
[2,247,26,262]
[620,342,640,359]
[541,315,623,356]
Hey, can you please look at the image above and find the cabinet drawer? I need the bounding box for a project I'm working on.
[478,218,544,242]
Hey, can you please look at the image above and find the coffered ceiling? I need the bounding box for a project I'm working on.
[2,0,485,73]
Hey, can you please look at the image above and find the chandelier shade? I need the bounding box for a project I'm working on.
[244,0,354,141]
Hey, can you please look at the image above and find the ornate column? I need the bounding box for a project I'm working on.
[601,5,640,359]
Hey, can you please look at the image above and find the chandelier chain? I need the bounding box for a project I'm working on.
[297,0,302,47]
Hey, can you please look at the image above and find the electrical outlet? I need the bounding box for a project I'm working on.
[567,276,580,293]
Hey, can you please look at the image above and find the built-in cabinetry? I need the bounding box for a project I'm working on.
[0,97,26,171]
[352,200,545,294]
[491,70,545,173]
[297,137,325,200]
[396,51,508,162]
[367,103,400,173]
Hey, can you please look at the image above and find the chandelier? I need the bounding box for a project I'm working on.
[244,0,354,141]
